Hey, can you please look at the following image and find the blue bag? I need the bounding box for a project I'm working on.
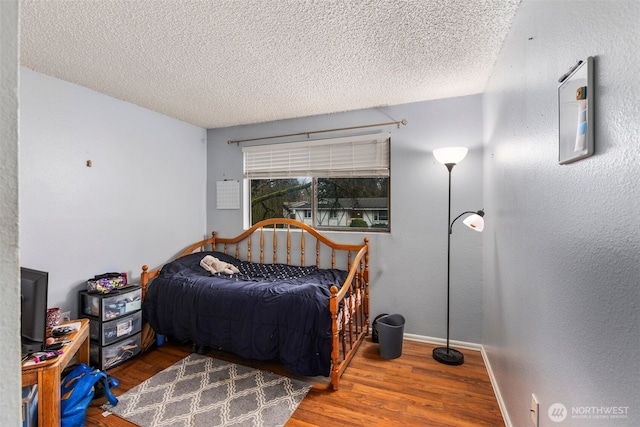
[60,363,119,427]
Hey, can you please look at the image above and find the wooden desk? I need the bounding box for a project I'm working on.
[22,318,90,427]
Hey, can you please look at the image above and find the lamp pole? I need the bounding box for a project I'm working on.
[432,147,483,366]
[432,163,466,365]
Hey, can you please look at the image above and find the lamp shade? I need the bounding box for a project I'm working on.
[433,147,468,165]
[463,214,484,232]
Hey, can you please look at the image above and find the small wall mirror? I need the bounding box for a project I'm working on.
[558,57,594,165]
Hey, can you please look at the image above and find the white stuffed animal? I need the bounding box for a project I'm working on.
[200,255,240,275]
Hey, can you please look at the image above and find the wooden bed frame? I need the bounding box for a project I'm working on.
[141,218,369,391]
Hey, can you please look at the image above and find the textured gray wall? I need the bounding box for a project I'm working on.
[208,96,485,344]
[483,1,640,426]
[0,1,21,424]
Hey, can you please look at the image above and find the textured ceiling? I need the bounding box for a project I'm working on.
[20,0,521,129]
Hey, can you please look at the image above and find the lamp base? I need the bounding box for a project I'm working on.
[433,347,464,365]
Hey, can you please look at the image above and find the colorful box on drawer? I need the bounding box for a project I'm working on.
[86,272,128,294]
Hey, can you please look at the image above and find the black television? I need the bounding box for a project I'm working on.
[20,267,49,356]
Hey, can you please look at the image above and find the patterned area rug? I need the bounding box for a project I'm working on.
[103,354,311,427]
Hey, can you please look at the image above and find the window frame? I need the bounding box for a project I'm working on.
[243,133,391,232]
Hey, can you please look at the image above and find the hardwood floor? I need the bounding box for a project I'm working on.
[86,339,504,426]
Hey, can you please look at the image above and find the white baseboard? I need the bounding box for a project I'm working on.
[480,346,512,427]
[401,333,511,427]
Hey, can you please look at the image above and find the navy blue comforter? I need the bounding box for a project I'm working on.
[143,251,347,377]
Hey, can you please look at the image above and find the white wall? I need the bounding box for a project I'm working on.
[19,68,208,318]
[483,1,640,426]
[207,95,485,344]
[1,1,22,424]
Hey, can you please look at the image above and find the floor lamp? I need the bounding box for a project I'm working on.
[432,147,485,366]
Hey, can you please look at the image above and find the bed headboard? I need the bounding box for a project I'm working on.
[141,218,369,299]
[213,219,368,269]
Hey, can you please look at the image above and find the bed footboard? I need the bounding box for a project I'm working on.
[328,243,369,391]
[141,218,369,391]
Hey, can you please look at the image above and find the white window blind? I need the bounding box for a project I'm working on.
[243,132,390,179]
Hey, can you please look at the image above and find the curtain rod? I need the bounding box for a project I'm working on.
[227,119,408,145]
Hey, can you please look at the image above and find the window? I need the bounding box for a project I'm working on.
[243,133,390,231]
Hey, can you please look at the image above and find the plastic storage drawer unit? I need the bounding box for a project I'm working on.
[89,310,142,346]
[80,286,142,321]
[90,332,141,370]
[22,385,38,427]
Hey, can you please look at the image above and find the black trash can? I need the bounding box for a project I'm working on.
[371,313,389,343]
[377,314,405,359]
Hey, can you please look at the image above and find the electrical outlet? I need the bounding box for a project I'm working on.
[531,394,540,427]
[61,311,71,322]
